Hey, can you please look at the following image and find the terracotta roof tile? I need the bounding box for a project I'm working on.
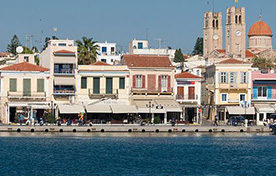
[175,72,201,79]
[246,50,255,58]
[216,49,225,54]
[91,61,111,66]
[122,55,173,68]
[0,62,49,72]
[0,52,11,57]
[217,58,248,64]
[248,20,273,37]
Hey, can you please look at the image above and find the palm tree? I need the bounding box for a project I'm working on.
[76,37,99,65]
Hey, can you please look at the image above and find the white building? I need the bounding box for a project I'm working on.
[96,41,121,65]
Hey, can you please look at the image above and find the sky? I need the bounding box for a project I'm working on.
[0,0,274,53]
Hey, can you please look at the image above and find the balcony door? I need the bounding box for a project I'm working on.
[23,79,31,96]
[188,87,195,100]
[177,86,184,99]
[93,77,100,94]
[106,78,113,94]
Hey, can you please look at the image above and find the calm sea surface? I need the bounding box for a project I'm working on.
[0,132,275,176]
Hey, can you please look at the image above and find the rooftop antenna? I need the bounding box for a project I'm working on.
[53,27,58,38]
[259,1,263,21]
[155,38,166,56]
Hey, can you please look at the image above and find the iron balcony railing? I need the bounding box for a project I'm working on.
[54,68,75,74]
[7,91,46,98]
[131,87,174,95]
[88,88,118,99]
[176,94,198,100]
[53,89,75,95]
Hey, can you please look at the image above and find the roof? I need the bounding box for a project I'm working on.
[217,58,248,64]
[91,61,111,66]
[0,52,11,57]
[216,49,225,54]
[0,62,49,72]
[246,50,255,58]
[248,20,273,37]
[122,55,173,68]
[175,72,201,79]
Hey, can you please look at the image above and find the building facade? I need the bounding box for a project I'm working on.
[96,41,121,65]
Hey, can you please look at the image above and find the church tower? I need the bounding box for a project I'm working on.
[225,6,246,58]
[203,11,223,58]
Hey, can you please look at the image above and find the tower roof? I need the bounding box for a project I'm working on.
[248,21,273,37]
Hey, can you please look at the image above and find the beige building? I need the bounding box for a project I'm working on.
[0,62,50,123]
[205,58,253,123]
[203,11,223,58]
[225,6,246,58]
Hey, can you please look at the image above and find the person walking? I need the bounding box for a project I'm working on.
[214,115,219,126]
[19,114,24,126]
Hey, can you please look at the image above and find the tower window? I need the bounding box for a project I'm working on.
[216,20,218,28]
[212,20,215,28]
[235,15,238,24]
[239,15,242,24]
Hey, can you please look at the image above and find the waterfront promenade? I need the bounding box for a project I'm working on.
[0,124,271,133]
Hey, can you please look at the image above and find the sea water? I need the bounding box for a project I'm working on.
[0,132,275,176]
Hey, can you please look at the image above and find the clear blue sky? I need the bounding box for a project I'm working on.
[0,0,274,53]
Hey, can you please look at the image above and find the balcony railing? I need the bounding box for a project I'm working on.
[88,88,118,99]
[54,68,75,75]
[7,91,46,99]
[218,83,248,90]
[176,95,198,100]
[251,95,274,101]
[131,87,174,95]
[53,89,75,95]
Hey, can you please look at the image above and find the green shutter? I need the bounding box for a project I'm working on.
[106,78,113,94]
[37,79,44,92]
[23,79,31,96]
[119,77,125,89]
[93,77,100,94]
[9,78,17,92]
[81,77,87,89]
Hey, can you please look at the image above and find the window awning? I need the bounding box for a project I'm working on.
[86,105,112,113]
[134,100,166,113]
[254,104,276,113]
[54,77,75,86]
[155,100,182,112]
[110,105,138,114]
[58,104,84,114]
[227,106,255,115]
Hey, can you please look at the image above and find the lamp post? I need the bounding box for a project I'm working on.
[241,100,249,126]
[146,101,154,124]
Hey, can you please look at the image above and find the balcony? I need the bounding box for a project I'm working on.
[54,68,75,75]
[176,95,198,101]
[219,83,248,90]
[131,87,174,96]
[53,88,75,95]
[89,88,118,99]
[7,91,46,100]
[252,95,276,102]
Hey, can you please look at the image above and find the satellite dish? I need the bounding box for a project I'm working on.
[271,70,274,74]
[16,46,24,54]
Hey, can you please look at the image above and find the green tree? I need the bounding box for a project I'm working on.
[76,37,99,65]
[7,35,21,55]
[252,57,273,68]
[34,55,39,65]
[174,48,185,62]
[192,37,203,55]
[22,46,33,54]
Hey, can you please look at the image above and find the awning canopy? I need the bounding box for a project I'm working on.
[54,77,75,86]
[58,104,84,114]
[134,100,166,113]
[86,105,112,113]
[254,104,276,113]
[111,105,138,114]
[155,100,182,112]
[227,106,255,115]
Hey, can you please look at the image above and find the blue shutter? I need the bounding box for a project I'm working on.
[253,86,258,99]
[267,86,272,99]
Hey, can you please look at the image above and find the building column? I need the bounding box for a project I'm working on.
[224,107,227,125]
[264,113,267,121]
[196,108,199,124]
[151,113,154,123]
[6,104,9,124]
[256,113,260,126]
[164,113,167,124]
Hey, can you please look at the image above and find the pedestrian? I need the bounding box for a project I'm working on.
[19,113,24,126]
[214,115,218,126]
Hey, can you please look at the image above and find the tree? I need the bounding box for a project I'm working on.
[252,57,273,68]
[7,35,21,55]
[192,37,203,56]
[76,37,99,65]
[22,46,33,54]
[42,36,59,51]
[174,48,185,62]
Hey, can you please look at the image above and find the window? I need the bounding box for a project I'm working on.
[111,47,115,53]
[258,86,267,97]
[240,72,248,83]
[24,56,29,62]
[37,79,44,92]
[102,47,107,53]
[81,77,87,89]
[161,75,168,92]
[106,78,113,94]
[221,94,228,102]
[220,72,228,83]
[93,77,100,94]
[9,78,17,92]
[136,75,142,88]
[119,77,125,89]
[230,72,237,83]
[58,43,66,46]
[101,59,107,63]
[239,94,246,102]
[138,42,143,49]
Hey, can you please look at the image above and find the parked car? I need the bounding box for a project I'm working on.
[227,116,245,126]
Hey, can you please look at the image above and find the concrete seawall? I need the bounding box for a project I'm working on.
[0,125,271,133]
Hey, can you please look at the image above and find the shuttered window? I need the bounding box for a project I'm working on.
[81,77,87,89]
[93,77,100,94]
[37,79,44,92]
[9,78,17,92]
[119,77,125,89]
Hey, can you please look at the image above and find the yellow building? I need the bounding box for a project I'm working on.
[205,58,254,123]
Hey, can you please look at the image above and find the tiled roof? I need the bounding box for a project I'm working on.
[217,58,248,64]
[175,72,201,79]
[0,62,49,72]
[248,21,273,37]
[91,61,111,66]
[53,50,75,54]
[122,55,173,68]
[216,49,225,54]
[0,52,11,57]
[246,50,255,58]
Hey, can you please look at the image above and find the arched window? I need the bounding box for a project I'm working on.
[212,20,215,28]
[235,15,238,24]
[239,15,242,24]
[216,20,219,28]
[205,19,208,28]
[228,15,231,24]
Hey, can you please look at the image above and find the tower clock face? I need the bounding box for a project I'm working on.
[213,34,218,40]
[236,30,242,36]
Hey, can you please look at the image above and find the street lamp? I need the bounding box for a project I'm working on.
[146,101,154,123]
[241,100,249,126]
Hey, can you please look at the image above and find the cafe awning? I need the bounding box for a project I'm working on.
[254,104,276,113]
[154,100,182,112]
[86,105,112,113]
[134,100,166,113]
[58,104,84,114]
[110,105,138,114]
[227,106,255,115]
[54,77,75,86]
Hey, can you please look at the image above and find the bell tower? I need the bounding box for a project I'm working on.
[225,6,246,58]
[203,11,223,58]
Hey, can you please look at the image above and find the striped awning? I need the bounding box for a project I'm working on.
[54,77,75,86]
